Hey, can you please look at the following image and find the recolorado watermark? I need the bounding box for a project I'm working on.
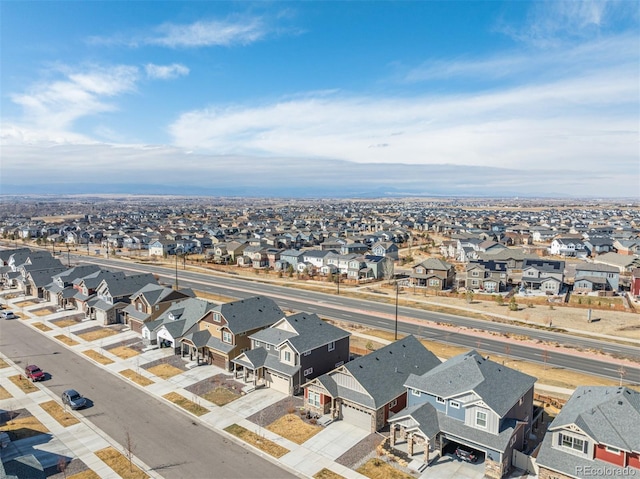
[576,466,637,476]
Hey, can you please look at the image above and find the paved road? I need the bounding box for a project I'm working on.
[77,255,640,386]
[0,318,297,479]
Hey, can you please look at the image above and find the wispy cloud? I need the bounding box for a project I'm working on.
[145,63,189,80]
[10,64,139,132]
[89,15,270,48]
[168,64,637,172]
[499,0,638,46]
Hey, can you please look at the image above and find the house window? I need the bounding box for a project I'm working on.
[450,401,460,409]
[304,367,313,376]
[436,397,445,404]
[429,279,439,286]
[389,399,397,408]
[472,271,479,277]
[308,391,321,408]
[255,341,262,348]
[328,341,335,352]
[559,434,587,453]
[476,411,487,428]
[222,331,232,344]
[284,351,291,362]
[605,446,620,454]
[411,389,421,397]
[214,313,221,322]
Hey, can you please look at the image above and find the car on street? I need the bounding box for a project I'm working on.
[455,445,479,463]
[0,311,17,319]
[62,389,87,410]
[24,365,45,381]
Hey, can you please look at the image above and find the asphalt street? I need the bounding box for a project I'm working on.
[79,254,640,386]
[0,318,298,479]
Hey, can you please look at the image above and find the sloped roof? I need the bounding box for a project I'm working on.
[320,335,441,409]
[416,258,452,271]
[549,386,640,452]
[405,350,536,417]
[214,296,283,334]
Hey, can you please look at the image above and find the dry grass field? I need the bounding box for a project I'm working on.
[67,470,101,479]
[314,469,347,479]
[31,307,57,316]
[223,423,290,458]
[0,358,9,369]
[119,369,154,387]
[39,400,80,427]
[77,328,118,341]
[162,392,208,416]
[147,363,183,380]
[201,387,240,406]
[357,458,414,479]
[95,447,149,479]
[2,415,49,440]
[108,346,140,359]
[32,322,53,332]
[54,334,80,346]
[8,375,39,394]
[267,414,322,444]
[0,386,12,399]
[82,350,115,365]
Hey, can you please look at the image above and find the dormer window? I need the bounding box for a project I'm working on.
[476,411,487,428]
[559,433,587,454]
[283,351,291,362]
[222,331,232,344]
[214,313,221,322]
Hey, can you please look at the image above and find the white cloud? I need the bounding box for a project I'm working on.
[10,65,139,131]
[500,0,638,45]
[147,17,266,48]
[145,63,190,80]
[168,64,637,172]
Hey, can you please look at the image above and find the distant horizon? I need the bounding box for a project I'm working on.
[1,1,638,197]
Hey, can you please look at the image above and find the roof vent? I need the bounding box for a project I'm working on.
[394,367,398,373]
[359,365,363,368]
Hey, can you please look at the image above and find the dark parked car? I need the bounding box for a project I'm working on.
[62,389,86,410]
[24,365,45,382]
[455,445,478,463]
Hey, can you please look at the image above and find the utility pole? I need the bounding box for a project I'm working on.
[394,281,399,340]
[175,252,179,290]
[336,270,340,295]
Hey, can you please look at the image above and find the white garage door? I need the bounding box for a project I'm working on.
[266,371,290,394]
[341,403,372,430]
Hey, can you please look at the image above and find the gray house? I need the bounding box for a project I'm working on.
[388,350,536,479]
[232,312,351,395]
[521,258,565,294]
[303,335,441,432]
[573,263,620,293]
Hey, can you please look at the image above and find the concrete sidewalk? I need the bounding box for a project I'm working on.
[1,294,371,479]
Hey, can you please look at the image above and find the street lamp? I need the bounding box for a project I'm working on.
[336,269,340,295]
[66,245,71,267]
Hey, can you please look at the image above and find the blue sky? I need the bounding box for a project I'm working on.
[1,1,638,197]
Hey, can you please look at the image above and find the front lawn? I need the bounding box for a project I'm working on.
[77,328,118,341]
[201,386,240,406]
[119,369,154,387]
[54,334,79,346]
[83,349,115,365]
[146,363,184,379]
[162,392,208,416]
[224,423,290,458]
[357,458,414,479]
[267,413,322,444]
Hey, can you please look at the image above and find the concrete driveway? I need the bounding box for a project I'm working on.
[419,452,486,479]
[302,420,371,460]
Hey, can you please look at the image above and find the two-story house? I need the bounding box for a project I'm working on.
[180,296,284,370]
[410,258,456,290]
[466,260,509,293]
[387,350,536,479]
[573,263,620,293]
[521,258,565,294]
[549,237,588,258]
[123,283,195,333]
[87,273,157,325]
[43,264,102,308]
[536,386,640,479]
[231,313,351,395]
[303,335,441,432]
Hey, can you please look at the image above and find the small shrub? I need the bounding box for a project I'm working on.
[527,302,534,308]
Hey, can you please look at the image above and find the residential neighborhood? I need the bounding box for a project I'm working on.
[0,196,639,479]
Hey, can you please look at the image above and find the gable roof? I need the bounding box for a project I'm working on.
[99,273,158,298]
[416,258,452,271]
[316,335,441,409]
[214,296,284,334]
[549,386,640,452]
[405,350,536,417]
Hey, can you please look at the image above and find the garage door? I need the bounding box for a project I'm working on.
[266,371,290,394]
[341,403,372,430]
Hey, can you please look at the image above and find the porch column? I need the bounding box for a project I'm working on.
[407,433,414,456]
[390,425,396,447]
[399,425,407,441]
[424,438,430,463]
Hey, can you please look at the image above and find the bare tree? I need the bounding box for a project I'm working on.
[124,430,136,472]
